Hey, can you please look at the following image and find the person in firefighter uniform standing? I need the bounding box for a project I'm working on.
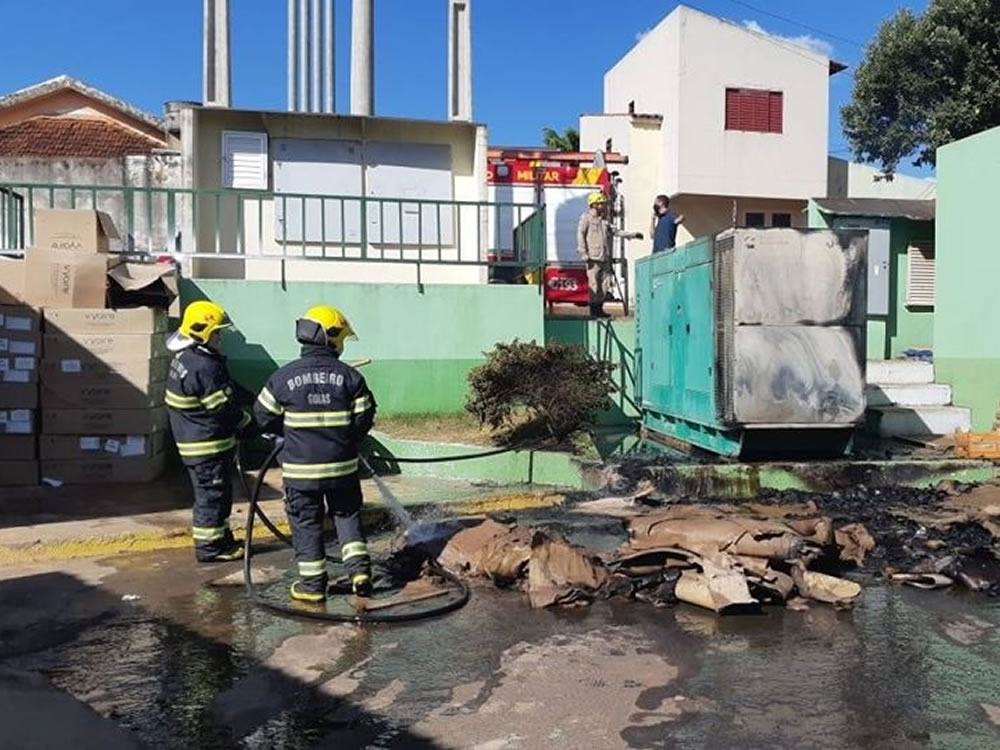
[253,305,377,603]
[577,191,642,318]
[165,300,252,562]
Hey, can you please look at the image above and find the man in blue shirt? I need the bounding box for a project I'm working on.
[650,195,685,253]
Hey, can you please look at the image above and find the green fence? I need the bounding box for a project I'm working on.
[0,182,545,281]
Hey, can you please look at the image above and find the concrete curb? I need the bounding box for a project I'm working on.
[371,433,997,496]
[369,433,601,488]
[0,492,565,566]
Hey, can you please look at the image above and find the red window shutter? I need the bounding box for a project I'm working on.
[725,89,740,130]
[726,88,783,133]
[768,91,783,133]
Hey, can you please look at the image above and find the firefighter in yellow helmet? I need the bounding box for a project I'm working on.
[254,305,377,603]
[165,300,252,562]
[578,191,642,318]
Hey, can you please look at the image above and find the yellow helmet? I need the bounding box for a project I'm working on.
[167,300,231,351]
[587,191,607,207]
[296,304,357,354]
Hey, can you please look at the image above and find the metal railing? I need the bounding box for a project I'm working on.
[0,182,545,280]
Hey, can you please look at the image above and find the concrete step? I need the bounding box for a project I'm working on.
[865,383,953,408]
[866,359,934,385]
[870,405,972,437]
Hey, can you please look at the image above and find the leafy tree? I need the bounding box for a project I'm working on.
[842,0,1000,173]
[466,340,614,446]
[542,126,580,152]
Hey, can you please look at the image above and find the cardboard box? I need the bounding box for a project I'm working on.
[39,431,166,460]
[40,453,165,485]
[44,307,167,335]
[24,249,116,309]
[39,357,168,390]
[0,436,37,460]
[107,264,178,313]
[43,332,167,362]
[0,259,26,305]
[0,460,39,486]
[42,407,166,435]
[0,305,41,333]
[33,209,119,253]
[0,409,35,435]
[0,383,38,409]
[41,381,165,410]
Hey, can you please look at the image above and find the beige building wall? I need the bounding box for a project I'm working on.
[602,6,830,201]
[184,107,488,283]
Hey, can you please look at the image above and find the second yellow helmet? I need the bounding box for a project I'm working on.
[298,304,356,354]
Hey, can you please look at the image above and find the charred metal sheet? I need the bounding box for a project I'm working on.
[732,326,865,424]
[732,229,867,326]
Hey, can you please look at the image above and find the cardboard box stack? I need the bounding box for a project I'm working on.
[0,208,177,486]
[0,305,42,485]
[40,307,169,484]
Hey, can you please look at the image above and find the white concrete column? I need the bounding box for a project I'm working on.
[310,0,321,111]
[202,0,231,107]
[448,0,472,121]
[297,0,309,111]
[324,0,335,112]
[287,0,297,111]
[350,0,374,115]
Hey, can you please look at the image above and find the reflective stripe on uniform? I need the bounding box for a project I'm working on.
[176,436,237,458]
[237,411,252,429]
[342,541,369,561]
[165,389,201,410]
[280,457,359,480]
[284,411,351,428]
[352,395,372,414]
[192,525,227,542]
[257,387,283,415]
[200,388,230,411]
[297,559,326,577]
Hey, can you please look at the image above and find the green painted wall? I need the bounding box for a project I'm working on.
[935,126,1000,430]
[544,318,637,425]
[808,202,934,360]
[885,217,935,358]
[181,280,545,415]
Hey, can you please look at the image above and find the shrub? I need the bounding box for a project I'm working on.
[465,340,615,446]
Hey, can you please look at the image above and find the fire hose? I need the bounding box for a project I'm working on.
[241,437,471,623]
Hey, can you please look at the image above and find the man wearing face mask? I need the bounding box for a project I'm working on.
[649,194,685,254]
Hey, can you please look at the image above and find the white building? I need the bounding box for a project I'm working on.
[580,5,845,292]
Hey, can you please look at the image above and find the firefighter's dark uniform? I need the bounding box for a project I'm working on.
[166,346,251,560]
[253,344,377,596]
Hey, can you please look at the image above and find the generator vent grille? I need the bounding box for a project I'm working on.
[714,234,736,423]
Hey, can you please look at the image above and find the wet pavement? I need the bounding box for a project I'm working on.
[3,530,1000,750]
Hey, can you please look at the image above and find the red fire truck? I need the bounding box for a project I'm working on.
[486,150,628,309]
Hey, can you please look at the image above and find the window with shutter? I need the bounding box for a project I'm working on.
[906,242,935,307]
[222,131,268,190]
[725,88,783,133]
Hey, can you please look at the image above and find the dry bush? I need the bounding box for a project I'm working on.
[466,340,615,446]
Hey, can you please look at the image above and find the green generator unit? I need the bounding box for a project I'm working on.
[635,228,868,458]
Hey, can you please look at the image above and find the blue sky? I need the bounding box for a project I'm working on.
[1,0,930,176]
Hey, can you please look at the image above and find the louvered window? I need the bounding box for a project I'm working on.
[222,131,268,190]
[725,89,783,134]
[906,242,935,307]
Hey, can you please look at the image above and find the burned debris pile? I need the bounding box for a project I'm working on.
[437,505,869,613]
[434,480,1000,614]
